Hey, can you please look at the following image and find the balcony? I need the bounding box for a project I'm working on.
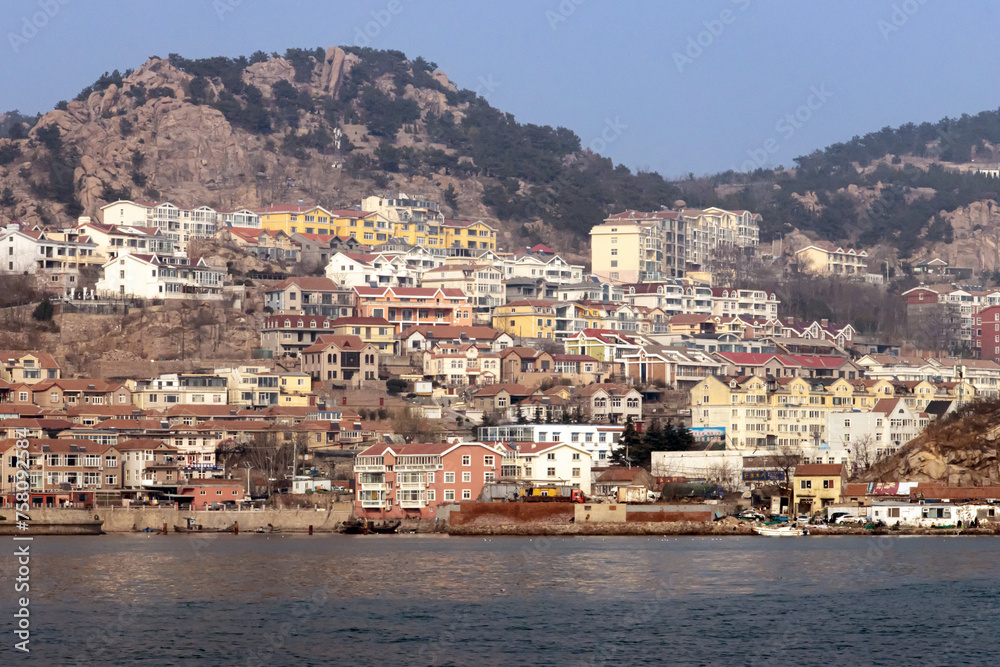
[395,463,442,472]
[361,499,387,508]
[400,499,426,509]
[354,464,385,473]
[360,483,388,491]
[398,481,426,490]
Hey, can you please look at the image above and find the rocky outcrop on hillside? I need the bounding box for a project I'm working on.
[861,401,1000,486]
[0,49,496,232]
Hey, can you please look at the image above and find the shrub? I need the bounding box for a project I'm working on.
[32,298,54,321]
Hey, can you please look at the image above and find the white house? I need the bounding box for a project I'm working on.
[825,398,926,467]
[324,252,419,288]
[95,252,224,300]
[0,224,98,293]
[478,423,622,465]
[101,200,221,250]
[505,253,585,285]
[502,441,593,494]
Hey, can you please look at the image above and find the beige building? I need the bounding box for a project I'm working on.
[680,207,760,268]
[795,242,868,277]
[301,335,380,388]
[590,210,685,283]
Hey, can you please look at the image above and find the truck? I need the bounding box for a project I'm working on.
[519,486,586,503]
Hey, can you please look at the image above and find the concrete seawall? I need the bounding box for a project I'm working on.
[88,505,354,533]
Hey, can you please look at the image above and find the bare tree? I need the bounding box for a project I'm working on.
[848,433,877,479]
[765,446,802,500]
[393,406,441,443]
[705,460,741,493]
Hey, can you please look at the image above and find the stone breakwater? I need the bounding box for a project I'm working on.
[98,505,354,533]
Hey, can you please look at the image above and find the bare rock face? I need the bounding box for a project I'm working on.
[244,58,296,98]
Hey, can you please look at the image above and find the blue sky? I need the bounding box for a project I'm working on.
[1,0,997,177]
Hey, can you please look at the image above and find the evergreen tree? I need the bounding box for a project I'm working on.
[663,419,697,452]
[612,415,642,467]
[533,407,544,424]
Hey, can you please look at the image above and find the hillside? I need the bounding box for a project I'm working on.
[861,401,1000,486]
[0,46,682,262]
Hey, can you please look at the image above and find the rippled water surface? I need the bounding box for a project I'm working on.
[2,534,998,665]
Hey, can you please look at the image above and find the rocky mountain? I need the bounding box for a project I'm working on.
[0,46,682,262]
[861,401,1000,486]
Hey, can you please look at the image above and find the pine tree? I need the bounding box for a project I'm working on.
[613,415,642,466]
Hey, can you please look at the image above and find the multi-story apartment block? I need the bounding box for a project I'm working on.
[421,262,504,315]
[117,439,183,489]
[78,220,176,262]
[825,398,927,467]
[95,252,224,300]
[327,316,397,354]
[260,314,337,357]
[710,287,780,319]
[491,300,558,340]
[101,200,220,250]
[590,210,685,283]
[0,439,121,494]
[354,441,504,519]
[129,373,229,409]
[258,204,379,238]
[0,224,98,293]
[680,207,760,268]
[690,374,873,450]
[477,423,624,465]
[353,286,472,330]
[794,242,869,277]
[264,277,355,318]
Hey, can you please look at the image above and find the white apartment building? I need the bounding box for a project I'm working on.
[499,441,594,494]
[680,207,760,268]
[77,219,176,262]
[129,373,229,409]
[504,253,585,285]
[421,262,505,313]
[478,423,623,465]
[710,287,780,319]
[0,224,98,293]
[101,200,221,250]
[95,252,224,300]
[825,399,927,465]
[324,252,420,288]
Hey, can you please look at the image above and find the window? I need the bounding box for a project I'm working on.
[800,480,811,489]
[462,472,471,483]
[572,468,580,477]
[444,472,455,484]
[444,490,455,501]
[462,455,471,466]
[484,455,494,466]
[547,467,556,476]
[427,490,435,501]
[462,489,472,500]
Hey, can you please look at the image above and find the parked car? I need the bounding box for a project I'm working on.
[796,514,810,523]
[738,510,766,521]
[836,515,866,525]
[828,512,850,524]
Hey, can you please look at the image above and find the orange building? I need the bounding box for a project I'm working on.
[353,286,472,330]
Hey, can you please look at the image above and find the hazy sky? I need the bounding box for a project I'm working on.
[1,0,997,177]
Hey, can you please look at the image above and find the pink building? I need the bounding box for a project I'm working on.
[354,442,502,519]
[177,479,245,509]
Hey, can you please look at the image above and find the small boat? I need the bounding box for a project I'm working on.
[753,523,808,537]
[174,518,234,533]
[252,524,281,534]
[341,518,401,535]
[369,519,401,534]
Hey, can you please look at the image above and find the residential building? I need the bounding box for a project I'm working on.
[491,300,558,340]
[260,314,338,357]
[478,423,623,465]
[398,324,513,353]
[0,439,121,493]
[471,383,538,414]
[574,384,643,424]
[0,352,60,385]
[422,344,501,386]
[95,252,224,300]
[216,227,301,262]
[353,286,472,330]
[590,210,686,283]
[504,252,585,285]
[327,316,397,354]
[0,223,98,293]
[264,277,355,318]
[794,242,869,277]
[679,207,760,268]
[354,441,504,519]
[301,335,380,388]
[710,287,780,319]
[421,262,504,317]
[101,200,220,249]
[792,463,847,514]
[501,441,593,494]
[129,373,229,409]
[77,220,176,262]
[324,252,419,288]
[117,439,182,489]
[825,399,926,470]
[178,479,245,509]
